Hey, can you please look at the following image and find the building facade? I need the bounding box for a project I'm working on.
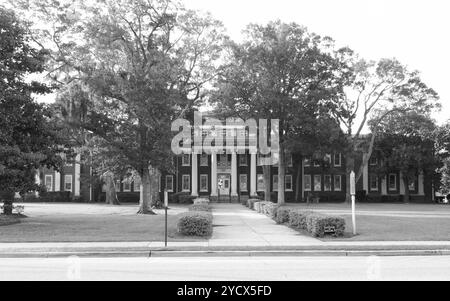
[38,149,433,203]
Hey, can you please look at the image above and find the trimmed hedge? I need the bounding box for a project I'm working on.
[170,192,196,204]
[305,214,346,238]
[177,212,213,237]
[189,204,211,212]
[275,207,291,224]
[194,198,210,205]
[246,199,261,210]
[38,191,72,203]
[263,202,280,218]
[288,210,313,230]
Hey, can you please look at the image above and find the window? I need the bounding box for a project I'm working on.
[45,175,53,192]
[334,175,342,192]
[370,156,378,166]
[286,154,293,167]
[408,178,416,191]
[324,154,332,165]
[389,174,397,191]
[200,174,208,192]
[166,175,174,192]
[200,154,208,166]
[134,177,141,192]
[370,175,379,191]
[115,180,121,192]
[123,180,131,192]
[334,153,341,167]
[324,175,332,192]
[314,160,320,167]
[64,175,73,192]
[257,174,265,191]
[239,155,248,166]
[314,175,322,191]
[304,158,311,167]
[304,175,312,191]
[182,154,190,166]
[239,174,248,192]
[182,175,190,192]
[285,175,293,191]
[273,175,279,191]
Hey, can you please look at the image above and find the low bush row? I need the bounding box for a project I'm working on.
[244,200,346,238]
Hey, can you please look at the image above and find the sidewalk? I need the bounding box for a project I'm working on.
[1,204,450,257]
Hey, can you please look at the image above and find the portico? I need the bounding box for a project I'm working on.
[190,150,258,202]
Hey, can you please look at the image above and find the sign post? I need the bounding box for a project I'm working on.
[350,171,357,235]
[164,190,169,247]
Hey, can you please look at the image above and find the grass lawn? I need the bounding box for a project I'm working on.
[0,215,22,227]
[0,203,206,243]
[284,203,450,241]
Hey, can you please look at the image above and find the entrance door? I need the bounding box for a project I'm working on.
[218,174,231,196]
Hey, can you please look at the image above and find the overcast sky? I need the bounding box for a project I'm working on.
[185,0,449,124]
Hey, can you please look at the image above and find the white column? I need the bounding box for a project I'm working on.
[418,171,425,196]
[74,154,81,197]
[54,171,61,192]
[250,152,257,197]
[399,171,406,195]
[231,152,238,196]
[211,152,218,196]
[191,153,198,197]
[363,154,369,193]
[381,175,387,195]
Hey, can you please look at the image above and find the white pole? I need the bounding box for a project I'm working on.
[350,171,357,235]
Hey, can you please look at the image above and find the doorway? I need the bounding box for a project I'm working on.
[218,174,231,196]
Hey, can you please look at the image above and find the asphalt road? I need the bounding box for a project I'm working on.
[0,256,449,281]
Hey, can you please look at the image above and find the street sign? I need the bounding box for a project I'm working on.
[350,171,357,236]
[164,190,169,208]
[350,171,356,196]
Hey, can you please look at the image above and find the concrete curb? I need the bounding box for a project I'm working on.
[1,248,450,258]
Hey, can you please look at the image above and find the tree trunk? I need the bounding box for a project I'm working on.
[104,171,120,205]
[138,166,156,215]
[1,191,15,215]
[403,176,410,203]
[2,200,13,215]
[149,166,162,208]
[278,148,286,205]
[345,152,355,203]
[295,157,302,202]
[263,165,271,202]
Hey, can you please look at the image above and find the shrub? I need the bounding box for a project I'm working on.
[170,192,191,203]
[275,207,291,224]
[246,199,260,209]
[178,195,196,204]
[305,214,346,238]
[264,203,280,219]
[194,198,210,205]
[39,192,71,203]
[288,210,313,230]
[189,204,211,212]
[254,201,263,213]
[177,212,213,237]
